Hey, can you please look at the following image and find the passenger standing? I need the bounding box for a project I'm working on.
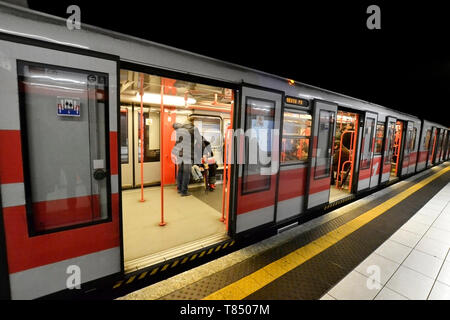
[172,115,201,196]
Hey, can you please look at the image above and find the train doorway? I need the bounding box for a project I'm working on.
[119,69,233,271]
[329,110,359,202]
[389,120,404,180]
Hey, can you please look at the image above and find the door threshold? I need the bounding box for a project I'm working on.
[124,233,230,274]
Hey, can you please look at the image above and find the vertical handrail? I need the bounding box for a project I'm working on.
[431,130,437,164]
[224,91,234,230]
[394,123,402,175]
[159,78,166,226]
[336,133,343,187]
[348,114,358,191]
[139,73,145,202]
[336,130,354,189]
[220,128,228,222]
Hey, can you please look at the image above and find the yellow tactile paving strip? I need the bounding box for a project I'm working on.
[203,165,450,300]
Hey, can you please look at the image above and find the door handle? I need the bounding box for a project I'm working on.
[93,168,107,180]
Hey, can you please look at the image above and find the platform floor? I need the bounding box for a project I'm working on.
[323,182,450,300]
[119,162,450,300]
[122,183,227,270]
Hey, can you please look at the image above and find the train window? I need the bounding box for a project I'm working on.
[424,129,431,150]
[17,61,110,233]
[138,111,160,162]
[314,110,335,179]
[281,110,311,164]
[443,131,449,158]
[410,127,417,151]
[242,97,275,194]
[384,121,395,165]
[361,117,375,169]
[437,131,444,154]
[375,122,385,154]
[120,109,129,164]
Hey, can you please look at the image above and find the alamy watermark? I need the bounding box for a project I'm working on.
[66,5,81,30]
[367,5,381,30]
[66,265,81,290]
[366,265,382,290]
[171,127,280,176]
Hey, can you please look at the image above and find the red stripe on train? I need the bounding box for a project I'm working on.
[0,130,24,184]
[110,131,118,175]
[418,150,428,163]
[32,195,101,232]
[409,151,417,163]
[382,162,391,174]
[278,167,306,202]
[237,175,277,215]
[309,176,330,194]
[3,193,119,274]
[359,167,371,180]
[371,157,382,176]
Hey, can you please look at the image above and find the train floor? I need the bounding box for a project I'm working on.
[122,183,227,272]
[329,186,351,202]
[118,162,450,300]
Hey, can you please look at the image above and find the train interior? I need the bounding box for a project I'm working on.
[119,69,233,271]
[390,120,404,180]
[329,110,359,202]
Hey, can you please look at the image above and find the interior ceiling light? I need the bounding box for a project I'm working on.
[135,92,196,106]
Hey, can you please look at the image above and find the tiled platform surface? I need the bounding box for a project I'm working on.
[323,182,450,300]
[119,164,450,300]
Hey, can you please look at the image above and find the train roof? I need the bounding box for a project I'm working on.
[0,2,447,128]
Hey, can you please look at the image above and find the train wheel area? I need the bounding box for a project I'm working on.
[119,69,234,272]
[116,162,450,300]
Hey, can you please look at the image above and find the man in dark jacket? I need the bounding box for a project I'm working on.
[172,115,201,196]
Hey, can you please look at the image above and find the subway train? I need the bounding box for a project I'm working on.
[0,3,449,300]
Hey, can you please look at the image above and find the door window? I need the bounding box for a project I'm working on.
[361,117,375,169]
[17,61,110,233]
[242,97,275,194]
[384,121,395,164]
[314,110,335,179]
[120,108,129,164]
[374,122,385,154]
[281,110,311,164]
[138,111,160,162]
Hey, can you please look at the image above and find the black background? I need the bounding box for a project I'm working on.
[27,0,450,126]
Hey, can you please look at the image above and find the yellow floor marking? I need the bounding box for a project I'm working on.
[203,165,450,300]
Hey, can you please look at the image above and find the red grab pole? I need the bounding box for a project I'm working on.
[159,78,166,226]
[139,73,145,202]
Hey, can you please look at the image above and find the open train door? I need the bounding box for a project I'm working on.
[399,121,414,177]
[428,127,438,167]
[305,101,337,209]
[0,40,120,299]
[234,86,281,234]
[443,130,449,161]
[380,117,396,184]
[357,112,378,192]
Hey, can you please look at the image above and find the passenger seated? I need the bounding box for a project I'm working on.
[200,138,218,191]
[191,165,203,183]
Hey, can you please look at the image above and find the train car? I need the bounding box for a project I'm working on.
[420,120,449,169]
[0,3,449,299]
